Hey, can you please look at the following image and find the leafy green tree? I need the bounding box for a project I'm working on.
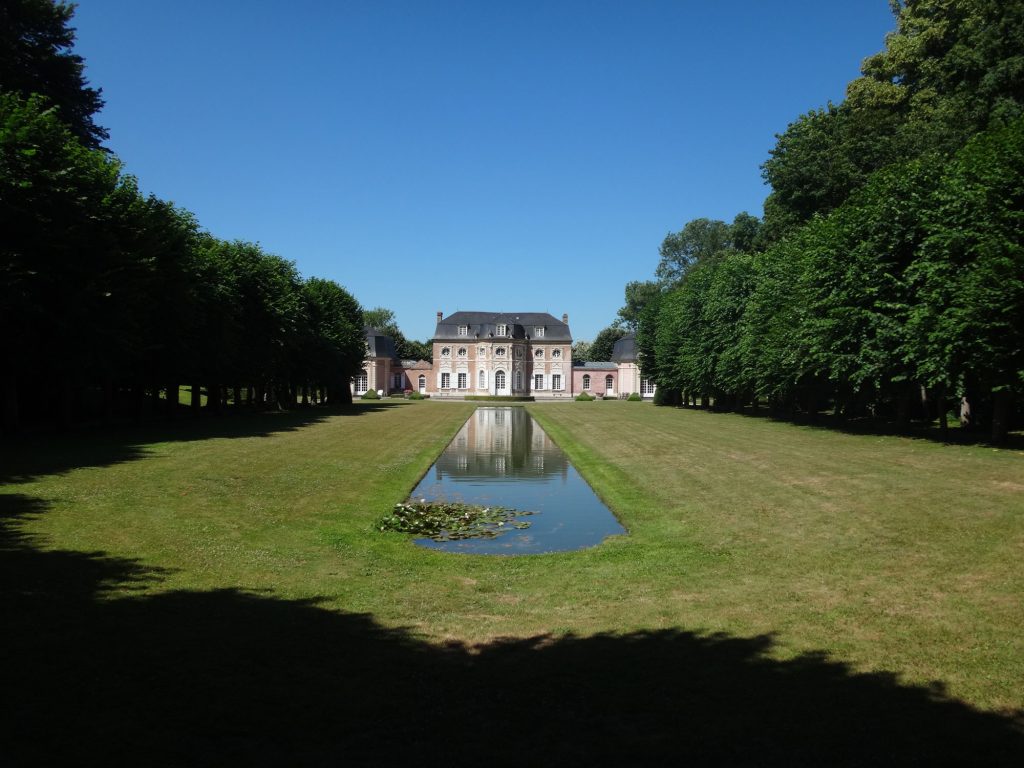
[1,92,126,427]
[762,0,1024,242]
[571,340,592,364]
[909,117,1024,442]
[0,0,107,147]
[615,280,661,330]
[362,306,430,360]
[589,326,626,362]
[304,278,364,405]
[655,218,731,286]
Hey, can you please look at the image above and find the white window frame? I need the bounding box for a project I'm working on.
[641,377,655,395]
[496,324,507,336]
[356,370,368,394]
[534,373,544,391]
[441,372,451,389]
[552,374,562,391]
[552,348,562,358]
[478,370,486,389]
[418,375,426,393]
[534,348,544,359]
[457,372,467,389]
[582,374,591,390]
[515,370,522,390]
[458,325,468,336]
[495,370,506,391]
[535,326,545,338]
[605,374,614,391]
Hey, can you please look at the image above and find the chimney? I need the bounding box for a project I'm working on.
[562,313,569,324]
[436,311,443,323]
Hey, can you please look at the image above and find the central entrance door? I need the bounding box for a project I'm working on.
[494,369,507,395]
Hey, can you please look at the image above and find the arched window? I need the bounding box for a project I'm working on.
[495,370,506,391]
[515,370,522,390]
[478,370,486,389]
[418,375,426,393]
[582,374,591,390]
[605,375,614,391]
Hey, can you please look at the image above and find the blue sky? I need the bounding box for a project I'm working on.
[72,1,896,343]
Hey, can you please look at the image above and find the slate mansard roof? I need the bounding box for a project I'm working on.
[611,332,638,363]
[364,326,398,359]
[433,312,572,342]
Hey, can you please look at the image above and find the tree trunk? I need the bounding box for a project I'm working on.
[936,384,948,440]
[896,389,912,427]
[190,383,202,414]
[959,396,973,429]
[991,390,1012,445]
[165,382,178,418]
[207,383,221,414]
[150,384,161,415]
[59,379,73,429]
[2,373,19,433]
[132,380,145,422]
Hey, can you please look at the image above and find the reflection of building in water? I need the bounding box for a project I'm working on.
[432,408,568,481]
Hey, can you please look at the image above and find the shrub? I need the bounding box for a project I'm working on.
[627,392,642,401]
[408,391,425,400]
[602,395,616,400]
[360,389,380,400]
[575,392,595,401]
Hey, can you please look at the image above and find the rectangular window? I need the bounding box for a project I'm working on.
[496,324,507,336]
[534,374,544,390]
[552,374,562,391]
[534,326,545,338]
[457,372,467,389]
[641,378,655,395]
[441,373,450,389]
[458,325,468,336]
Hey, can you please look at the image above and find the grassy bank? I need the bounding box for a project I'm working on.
[2,400,1022,764]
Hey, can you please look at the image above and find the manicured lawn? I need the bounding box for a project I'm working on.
[2,401,1022,765]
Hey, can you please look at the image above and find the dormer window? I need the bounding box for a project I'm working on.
[458,325,468,336]
[496,324,507,336]
[535,327,545,338]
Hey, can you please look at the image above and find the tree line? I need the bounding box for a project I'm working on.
[627,0,1024,443]
[1,0,368,432]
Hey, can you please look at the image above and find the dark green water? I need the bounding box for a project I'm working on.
[410,407,626,554]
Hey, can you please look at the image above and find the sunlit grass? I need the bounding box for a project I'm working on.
[4,400,1022,714]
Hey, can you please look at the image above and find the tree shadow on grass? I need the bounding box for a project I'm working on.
[0,402,407,484]
[677,405,1024,450]
[2,496,1022,767]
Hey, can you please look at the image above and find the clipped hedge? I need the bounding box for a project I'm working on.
[360,389,380,400]
[575,392,595,401]
[627,393,642,402]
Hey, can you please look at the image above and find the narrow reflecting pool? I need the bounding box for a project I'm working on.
[410,407,626,554]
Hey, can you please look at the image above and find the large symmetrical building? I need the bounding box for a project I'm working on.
[353,311,655,399]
